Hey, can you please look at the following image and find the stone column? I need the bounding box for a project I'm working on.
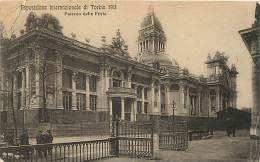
[133,99,137,121]
[150,81,155,115]
[187,87,190,116]
[179,83,185,109]
[71,72,77,110]
[207,91,211,116]
[25,66,30,108]
[21,69,26,109]
[56,53,63,109]
[216,88,220,112]
[165,85,170,115]
[130,100,134,121]
[13,73,18,109]
[85,75,90,110]
[109,98,113,117]
[34,47,48,109]
[141,87,145,114]
[157,83,161,115]
[197,90,201,116]
[127,71,132,88]
[121,97,125,120]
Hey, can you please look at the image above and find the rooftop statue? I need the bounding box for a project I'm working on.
[25,12,63,33]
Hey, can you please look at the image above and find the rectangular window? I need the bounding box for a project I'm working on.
[131,84,135,89]
[90,95,97,111]
[137,101,142,113]
[17,72,22,89]
[76,73,86,90]
[89,76,97,92]
[137,87,142,99]
[63,92,72,110]
[113,79,121,87]
[62,70,72,89]
[144,102,148,114]
[144,88,148,99]
[76,93,86,110]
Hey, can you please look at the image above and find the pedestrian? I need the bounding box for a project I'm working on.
[20,129,29,145]
[231,118,236,137]
[45,130,53,155]
[226,117,232,137]
[19,129,30,158]
[36,130,44,158]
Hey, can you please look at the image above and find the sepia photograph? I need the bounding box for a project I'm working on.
[0,1,258,162]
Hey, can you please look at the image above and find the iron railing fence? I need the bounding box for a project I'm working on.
[0,139,111,162]
[110,120,154,159]
[159,120,188,151]
[111,120,153,138]
[117,137,153,159]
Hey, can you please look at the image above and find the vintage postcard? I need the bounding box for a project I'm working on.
[0,1,258,162]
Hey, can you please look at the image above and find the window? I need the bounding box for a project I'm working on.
[137,86,142,99]
[76,73,86,90]
[90,95,97,111]
[144,88,148,99]
[76,94,86,110]
[137,101,142,113]
[62,70,72,89]
[144,102,148,114]
[113,79,121,87]
[89,75,97,92]
[63,92,72,110]
[17,72,22,89]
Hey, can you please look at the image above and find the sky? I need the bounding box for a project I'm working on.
[0,1,256,109]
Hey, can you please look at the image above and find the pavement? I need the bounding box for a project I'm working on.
[28,129,250,162]
[97,129,251,162]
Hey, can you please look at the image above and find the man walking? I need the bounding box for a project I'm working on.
[36,130,44,158]
[19,129,30,158]
[45,130,53,155]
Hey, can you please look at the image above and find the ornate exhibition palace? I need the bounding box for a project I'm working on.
[0,7,238,126]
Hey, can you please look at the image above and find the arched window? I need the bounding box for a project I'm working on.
[112,70,122,87]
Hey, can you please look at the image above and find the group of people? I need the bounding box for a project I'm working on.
[226,117,236,137]
[36,130,53,158]
[18,129,53,158]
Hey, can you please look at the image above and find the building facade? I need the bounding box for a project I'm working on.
[0,7,237,127]
[239,3,260,161]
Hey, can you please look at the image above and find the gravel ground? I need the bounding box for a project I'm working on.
[97,129,251,162]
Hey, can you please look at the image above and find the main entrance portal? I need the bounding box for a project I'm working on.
[110,97,136,122]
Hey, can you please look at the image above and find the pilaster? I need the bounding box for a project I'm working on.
[56,52,63,109]
[121,97,125,120]
[165,84,171,115]
[141,87,145,114]
[71,72,77,110]
[21,69,26,109]
[85,75,90,110]
[25,66,30,108]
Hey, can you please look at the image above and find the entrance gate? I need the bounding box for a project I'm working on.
[111,120,154,159]
[159,120,188,151]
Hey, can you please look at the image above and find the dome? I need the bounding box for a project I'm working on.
[140,10,163,31]
[140,53,175,66]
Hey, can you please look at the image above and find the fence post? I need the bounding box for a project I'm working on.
[110,120,119,157]
[151,122,154,158]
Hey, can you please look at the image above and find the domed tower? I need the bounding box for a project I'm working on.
[137,5,173,67]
